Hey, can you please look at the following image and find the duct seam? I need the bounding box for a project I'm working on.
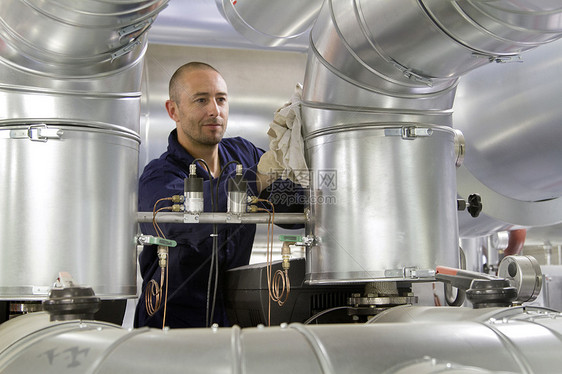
[482,321,534,374]
[17,0,167,27]
[289,323,335,374]
[419,0,519,56]
[89,327,151,374]
[230,325,243,374]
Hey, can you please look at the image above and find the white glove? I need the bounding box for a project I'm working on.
[258,83,309,187]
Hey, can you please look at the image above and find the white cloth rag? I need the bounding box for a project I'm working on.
[258,83,309,187]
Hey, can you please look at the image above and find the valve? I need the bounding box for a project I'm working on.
[137,235,177,248]
[280,234,299,271]
[281,242,293,271]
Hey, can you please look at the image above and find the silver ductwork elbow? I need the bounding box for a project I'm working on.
[216,0,324,47]
[0,0,168,299]
[301,0,562,284]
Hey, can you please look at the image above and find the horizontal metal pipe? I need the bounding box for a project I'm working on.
[1,307,562,373]
[137,212,308,225]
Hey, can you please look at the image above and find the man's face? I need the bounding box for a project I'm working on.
[168,69,229,148]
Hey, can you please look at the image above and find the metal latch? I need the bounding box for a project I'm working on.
[473,53,523,64]
[402,126,432,139]
[118,19,152,38]
[391,60,433,86]
[10,124,63,142]
[28,125,64,142]
[111,39,142,61]
[384,126,433,139]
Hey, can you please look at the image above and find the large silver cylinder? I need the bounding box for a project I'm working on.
[455,37,562,237]
[305,124,459,284]
[0,125,140,299]
[1,307,561,373]
[0,0,168,299]
[299,0,562,284]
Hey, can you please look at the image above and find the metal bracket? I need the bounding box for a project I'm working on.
[184,213,200,223]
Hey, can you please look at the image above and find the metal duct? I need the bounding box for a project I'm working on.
[0,0,168,299]
[455,36,562,237]
[300,0,562,284]
[1,306,561,373]
[215,0,324,47]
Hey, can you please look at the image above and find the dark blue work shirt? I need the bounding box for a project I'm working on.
[134,129,303,328]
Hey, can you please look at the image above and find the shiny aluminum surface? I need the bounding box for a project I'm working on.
[300,0,562,283]
[422,0,562,55]
[0,0,167,77]
[1,307,562,373]
[216,0,323,47]
[301,0,467,283]
[0,1,168,300]
[304,125,459,283]
[455,37,562,236]
[0,126,139,299]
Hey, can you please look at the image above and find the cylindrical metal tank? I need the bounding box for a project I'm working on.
[304,123,459,283]
[0,125,140,299]
[1,306,561,373]
[0,0,168,299]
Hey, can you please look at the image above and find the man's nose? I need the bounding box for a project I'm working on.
[207,100,220,117]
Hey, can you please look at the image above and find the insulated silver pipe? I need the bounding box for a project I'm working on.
[1,307,561,373]
[215,0,324,47]
[0,0,168,299]
[300,0,562,284]
[455,36,562,236]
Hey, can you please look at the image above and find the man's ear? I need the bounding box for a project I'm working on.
[165,100,179,122]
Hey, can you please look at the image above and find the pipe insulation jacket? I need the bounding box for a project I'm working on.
[0,307,561,373]
[299,0,562,283]
[0,0,169,299]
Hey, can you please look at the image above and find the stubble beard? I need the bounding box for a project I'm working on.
[183,122,225,147]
